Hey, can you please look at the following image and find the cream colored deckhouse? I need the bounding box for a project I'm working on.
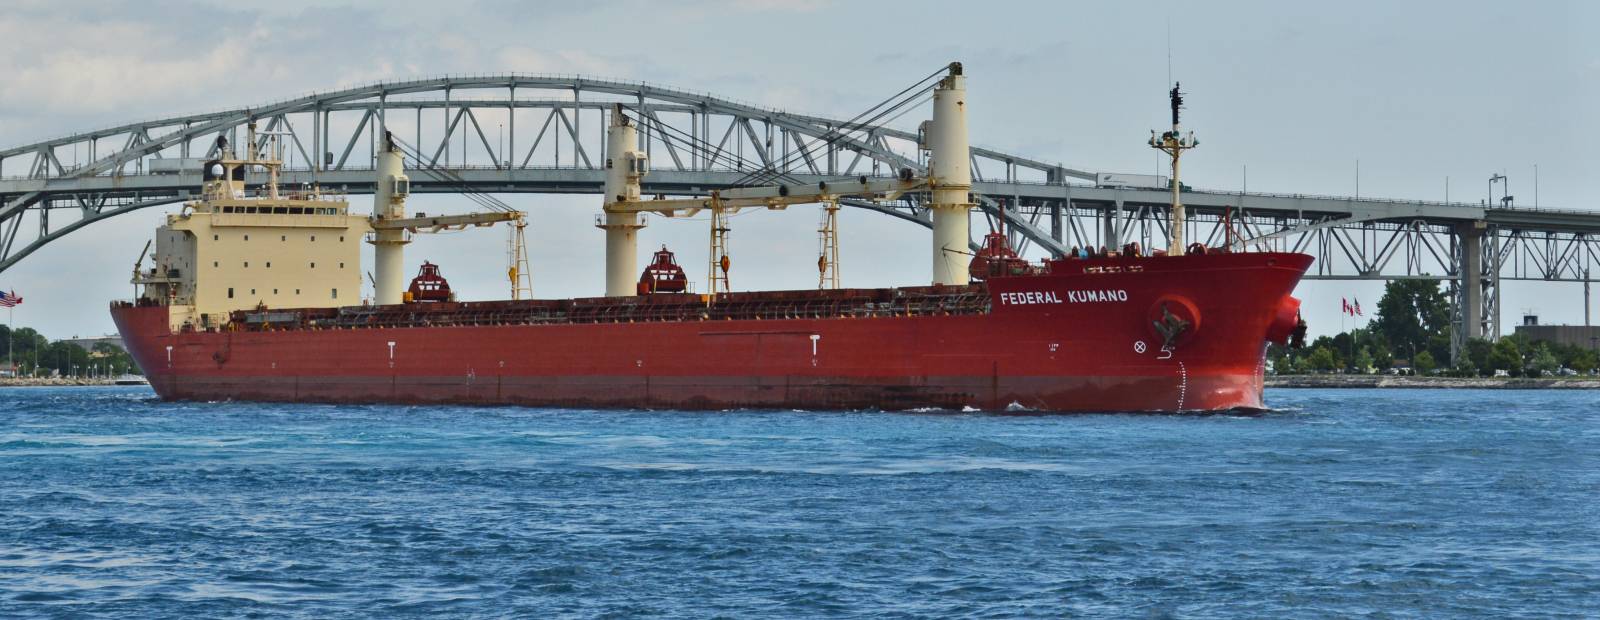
[134,130,371,332]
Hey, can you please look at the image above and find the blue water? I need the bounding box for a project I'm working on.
[1,388,1596,618]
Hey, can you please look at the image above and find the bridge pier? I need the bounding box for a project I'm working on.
[1459,221,1485,340]
[1451,220,1503,366]
[1050,201,1062,247]
[1104,199,1124,250]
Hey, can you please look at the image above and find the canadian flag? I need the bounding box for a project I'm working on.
[1342,298,1352,316]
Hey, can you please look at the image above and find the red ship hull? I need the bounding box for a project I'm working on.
[112,252,1311,412]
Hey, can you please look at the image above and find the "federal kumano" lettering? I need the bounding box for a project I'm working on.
[999,290,1129,305]
[1000,291,1062,305]
[1066,290,1128,303]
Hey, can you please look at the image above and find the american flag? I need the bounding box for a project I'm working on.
[0,290,21,308]
[1354,298,1363,317]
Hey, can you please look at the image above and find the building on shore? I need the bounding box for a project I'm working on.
[1514,321,1600,350]
[62,334,125,352]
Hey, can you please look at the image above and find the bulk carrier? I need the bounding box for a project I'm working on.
[112,66,1310,411]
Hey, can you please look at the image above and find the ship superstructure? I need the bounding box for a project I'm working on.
[113,65,1311,412]
[132,127,368,333]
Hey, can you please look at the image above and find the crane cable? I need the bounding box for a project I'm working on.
[387,134,518,214]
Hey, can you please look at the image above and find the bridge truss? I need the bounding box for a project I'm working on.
[1,74,1596,363]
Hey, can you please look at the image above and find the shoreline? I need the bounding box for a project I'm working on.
[1267,375,1600,389]
[0,378,140,387]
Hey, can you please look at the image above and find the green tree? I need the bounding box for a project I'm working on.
[1372,279,1451,361]
[1530,344,1560,376]
[1307,346,1337,371]
[1463,338,1494,371]
[1309,335,1346,368]
[1354,346,1374,372]
[89,343,141,376]
[1487,337,1522,374]
[1425,330,1454,368]
[1555,342,1598,373]
[1414,351,1436,372]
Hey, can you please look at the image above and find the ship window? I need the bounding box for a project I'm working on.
[339,263,344,268]
[296,289,300,295]
[290,207,303,215]
[244,262,248,267]
[244,235,249,240]
[332,288,337,299]
[251,289,256,295]
[273,289,278,295]
[311,263,315,268]
[213,235,218,240]
[266,262,271,268]
[281,236,286,241]
[213,262,217,267]
[274,207,288,214]
[340,236,344,242]
[246,207,257,214]
[311,236,315,241]
[228,288,234,299]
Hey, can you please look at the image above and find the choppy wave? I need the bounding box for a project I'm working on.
[0,386,1595,618]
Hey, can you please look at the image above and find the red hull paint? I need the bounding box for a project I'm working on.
[112,252,1311,412]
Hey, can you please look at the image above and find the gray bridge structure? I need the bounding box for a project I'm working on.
[1,74,1595,362]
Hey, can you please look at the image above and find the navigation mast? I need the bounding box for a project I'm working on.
[1150,83,1197,256]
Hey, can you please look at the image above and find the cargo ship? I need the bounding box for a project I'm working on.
[112,66,1310,411]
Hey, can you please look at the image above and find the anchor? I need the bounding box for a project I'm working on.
[1152,302,1191,350]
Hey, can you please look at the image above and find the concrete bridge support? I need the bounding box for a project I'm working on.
[1452,220,1503,366]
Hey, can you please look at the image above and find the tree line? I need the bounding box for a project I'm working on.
[1267,279,1598,377]
[0,325,142,378]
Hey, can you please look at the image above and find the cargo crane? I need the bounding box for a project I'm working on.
[597,63,974,299]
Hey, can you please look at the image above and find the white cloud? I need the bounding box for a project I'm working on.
[727,0,832,12]
[494,46,646,79]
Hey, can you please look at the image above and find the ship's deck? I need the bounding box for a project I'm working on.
[116,285,993,334]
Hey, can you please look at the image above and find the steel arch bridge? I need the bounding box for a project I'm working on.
[3,73,1599,352]
[0,74,1095,271]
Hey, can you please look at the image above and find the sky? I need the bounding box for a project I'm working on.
[0,0,1596,340]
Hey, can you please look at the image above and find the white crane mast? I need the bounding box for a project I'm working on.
[925,64,974,286]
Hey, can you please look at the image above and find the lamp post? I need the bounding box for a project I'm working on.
[1489,174,1505,209]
